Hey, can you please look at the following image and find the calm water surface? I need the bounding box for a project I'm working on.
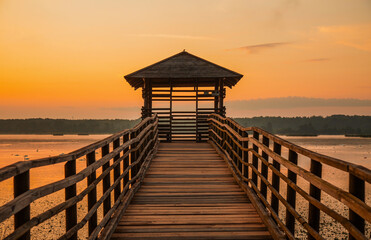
[0,134,370,239]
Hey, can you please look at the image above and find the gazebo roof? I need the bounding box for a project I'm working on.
[124,51,243,89]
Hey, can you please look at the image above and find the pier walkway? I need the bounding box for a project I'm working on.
[111,142,272,240]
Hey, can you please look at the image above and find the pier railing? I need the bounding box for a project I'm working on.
[0,115,159,240]
[208,113,371,240]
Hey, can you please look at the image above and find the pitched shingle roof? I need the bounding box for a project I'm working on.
[124,51,243,89]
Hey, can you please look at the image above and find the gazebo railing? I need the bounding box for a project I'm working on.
[208,113,371,240]
[0,115,159,240]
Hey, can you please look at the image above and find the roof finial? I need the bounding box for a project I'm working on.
[183,49,186,52]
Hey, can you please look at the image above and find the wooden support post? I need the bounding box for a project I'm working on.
[113,138,121,201]
[349,174,365,240]
[123,133,130,193]
[130,131,138,180]
[219,78,224,116]
[142,78,149,119]
[169,81,173,142]
[242,130,249,182]
[252,131,259,185]
[148,80,152,116]
[101,144,110,216]
[286,150,298,235]
[308,159,322,240]
[214,81,219,113]
[196,80,199,142]
[260,136,269,198]
[65,159,77,240]
[271,142,281,215]
[237,129,243,173]
[14,170,30,240]
[86,151,97,236]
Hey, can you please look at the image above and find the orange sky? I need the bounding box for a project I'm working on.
[1,0,371,119]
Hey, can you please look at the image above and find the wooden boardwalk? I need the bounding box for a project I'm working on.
[111,142,272,240]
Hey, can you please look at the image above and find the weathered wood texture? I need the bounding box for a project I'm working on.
[208,113,371,240]
[111,142,273,240]
[0,115,159,240]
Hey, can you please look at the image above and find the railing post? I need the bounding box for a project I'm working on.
[260,136,269,198]
[86,151,97,236]
[237,128,243,173]
[286,149,298,235]
[101,144,111,216]
[222,119,227,152]
[252,131,259,185]
[308,159,322,240]
[130,131,138,181]
[14,170,30,240]
[113,138,121,201]
[271,142,281,216]
[65,159,77,240]
[123,133,130,193]
[242,130,249,182]
[349,173,365,240]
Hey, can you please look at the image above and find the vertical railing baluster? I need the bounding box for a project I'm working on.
[113,138,121,201]
[238,128,243,173]
[286,149,298,235]
[86,151,97,236]
[242,130,249,182]
[65,158,77,240]
[349,173,365,240]
[261,136,269,198]
[130,131,138,181]
[271,142,281,216]
[101,144,110,216]
[308,159,322,240]
[222,119,226,152]
[252,131,259,185]
[123,133,130,192]
[14,170,30,240]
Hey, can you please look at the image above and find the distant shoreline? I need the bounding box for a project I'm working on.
[0,115,370,136]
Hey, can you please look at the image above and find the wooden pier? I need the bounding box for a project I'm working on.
[0,51,370,240]
[111,142,273,240]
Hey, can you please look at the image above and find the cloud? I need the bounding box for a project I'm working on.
[126,33,214,41]
[226,97,371,111]
[230,42,292,54]
[317,24,371,52]
[303,58,330,62]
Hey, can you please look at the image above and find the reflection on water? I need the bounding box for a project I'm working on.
[282,135,371,169]
[0,134,110,168]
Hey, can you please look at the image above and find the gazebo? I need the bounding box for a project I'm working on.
[124,50,243,142]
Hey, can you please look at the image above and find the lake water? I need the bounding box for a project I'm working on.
[0,134,370,239]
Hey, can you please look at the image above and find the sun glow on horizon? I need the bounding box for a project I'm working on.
[1,0,371,118]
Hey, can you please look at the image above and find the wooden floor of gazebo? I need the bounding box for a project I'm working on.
[111,142,272,240]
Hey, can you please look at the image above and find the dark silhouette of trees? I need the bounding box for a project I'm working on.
[0,115,370,135]
[233,115,371,135]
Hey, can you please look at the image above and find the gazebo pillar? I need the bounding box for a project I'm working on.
[219,78,225,116]
[142,78,152,119]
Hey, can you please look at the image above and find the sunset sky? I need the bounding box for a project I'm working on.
[1,0,370,119]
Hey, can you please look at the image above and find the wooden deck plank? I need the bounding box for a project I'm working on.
[112,142,272,240]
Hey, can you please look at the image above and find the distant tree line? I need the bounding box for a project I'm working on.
[0,118,140,134]
[0,115,370,135]
[233,115,371,135]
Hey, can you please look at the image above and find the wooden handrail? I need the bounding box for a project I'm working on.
[209,114,371,183]
[208,113,370,240]
[0,114,159,240]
